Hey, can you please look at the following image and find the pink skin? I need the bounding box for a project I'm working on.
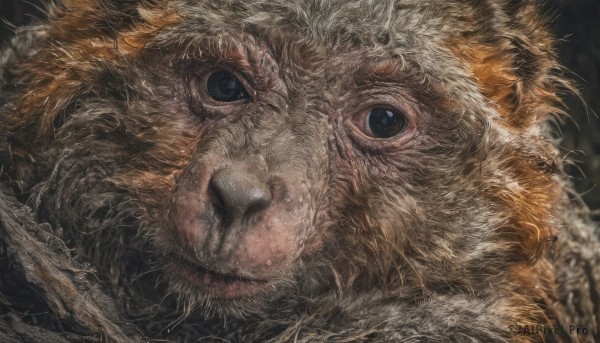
[166,160,311,298]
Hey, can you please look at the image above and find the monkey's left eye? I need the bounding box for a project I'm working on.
[364,108,407,138]
[205,70,249,102]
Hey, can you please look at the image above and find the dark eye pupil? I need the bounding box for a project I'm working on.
[206,70,248,102]
[367,108,406,138]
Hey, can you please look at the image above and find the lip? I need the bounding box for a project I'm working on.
[169,255,269,298]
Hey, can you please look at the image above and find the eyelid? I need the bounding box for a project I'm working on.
[343,97,419,150]
[350,102,411,130]
[187,64,254,108]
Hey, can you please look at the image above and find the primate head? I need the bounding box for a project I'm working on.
[1,0,567,323]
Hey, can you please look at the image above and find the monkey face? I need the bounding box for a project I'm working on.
[6,0,563,322]
[151,35,427,303]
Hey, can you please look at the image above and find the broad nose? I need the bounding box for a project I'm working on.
[210,167,272,225]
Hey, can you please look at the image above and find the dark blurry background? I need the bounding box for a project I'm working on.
[543,0,600,218]
[1,0,599,215]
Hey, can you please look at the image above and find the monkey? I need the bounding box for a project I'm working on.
[0,0,599,342]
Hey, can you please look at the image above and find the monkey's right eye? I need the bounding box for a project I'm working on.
[205,70,249,102]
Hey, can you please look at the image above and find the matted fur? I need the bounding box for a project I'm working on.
[0,0,598,342]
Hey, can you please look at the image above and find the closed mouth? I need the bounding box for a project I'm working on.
[169,255,269,298]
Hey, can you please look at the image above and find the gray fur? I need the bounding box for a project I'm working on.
[0,1,598,342]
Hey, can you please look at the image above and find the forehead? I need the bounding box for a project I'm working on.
[167,0,471,49]
[153,1,477,80]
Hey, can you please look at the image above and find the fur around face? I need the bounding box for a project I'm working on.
[0,0,599,342]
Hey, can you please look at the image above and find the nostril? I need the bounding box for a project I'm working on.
[243,191,271,219]
[210,167,272,224]
[207,182,226,217]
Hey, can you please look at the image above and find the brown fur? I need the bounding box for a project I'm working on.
[0,1,598,342]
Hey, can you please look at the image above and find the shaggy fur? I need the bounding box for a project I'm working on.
[0,0,599,342]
